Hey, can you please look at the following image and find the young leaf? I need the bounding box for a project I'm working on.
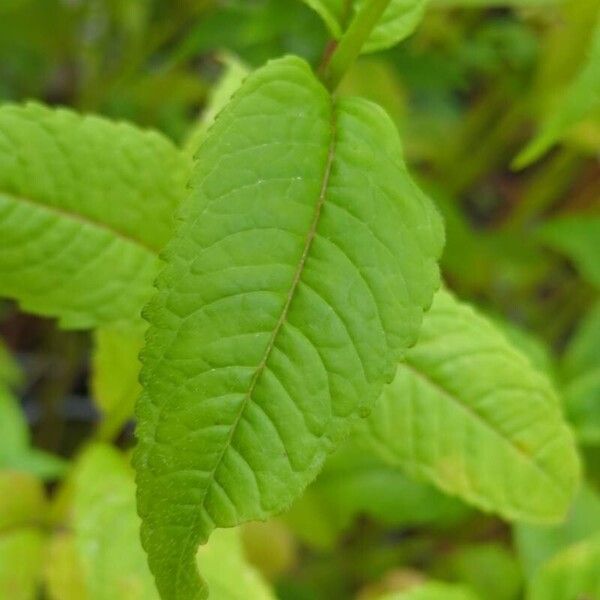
[135,55,443,599]
[357,288,580,523]
[0,102,191,329]
[527,533,600,600]
[514,17,600,168]
[380,581,480,600]
[0,386,66,479]
[91,324,144,440]
[47,445,275,600]
[0,472,48,600]
[515,485,600,578]
[286,441,468,547]
[184,54,249,157]
[438,543,523,600]
[537,214,600,289]
[560,301,600,444]
[0,338,22,389]
[303,0,428,53]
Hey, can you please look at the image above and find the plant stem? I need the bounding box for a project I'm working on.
[319,0,392,92]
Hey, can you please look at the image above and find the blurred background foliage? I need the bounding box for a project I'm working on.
[0,0,599,598]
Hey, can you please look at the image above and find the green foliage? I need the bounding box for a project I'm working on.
[0,102,190,328]
[0,385,66,479]
[527,533,600,600]
[285,442,469,548]
[303,0,428,52]
[560,301,600,444]
[91,324,144,441]
[515,14,600,167]
[381,581,480,600]
[0,471,47,599]
[0,2,596,600]
[45,444,274,600]
[357,289,580,522]
[184,55,249,157]
[537,214,600,289]
[515,485,600,578]
[134,54,443,599]
[51,445,159,600]
[436,543,522,600]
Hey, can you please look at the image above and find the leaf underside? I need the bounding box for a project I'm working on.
[357,289,580,523]
[134,55,443,600]
[0,102,190,329]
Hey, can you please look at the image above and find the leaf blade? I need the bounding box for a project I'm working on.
[357,289,580,522]
[135,55,443,599]
[0,102,191,328]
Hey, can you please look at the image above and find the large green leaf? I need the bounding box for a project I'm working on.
[134,55,443,600]
[45,445,274,600]
[527,533,600,600]
[0,102,191,329]
[357,288,580,522]
[0,386,66,479]
[302,0,428,53]
[514,15,600,168]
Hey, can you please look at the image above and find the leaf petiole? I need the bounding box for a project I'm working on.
[319,0,393,92]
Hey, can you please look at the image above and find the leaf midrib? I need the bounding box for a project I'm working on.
[1,190,158,255]
[399,360,566,500]
[173,108,339,592]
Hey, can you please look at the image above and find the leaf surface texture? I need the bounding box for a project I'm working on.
[357,289,580,522]
[0,102,190,328]
[134,55,443,599]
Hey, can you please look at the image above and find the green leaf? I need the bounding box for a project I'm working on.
[489,316,555,378]
[0,471,48,600]
[134,55,443,600]
[91,324,144,440]
[196,529,275,600]
[537,214,600,289]
[184,54,249,157]
[560,302,600,445]
[44,532,88,600]
[514,16,600,168]
[0,528,45,600]
[48,444,275,600]
[286,441,468,547]
[0,102,191,329]
[380,581,480,600]
[357,288,580,523]
[0,470,47,532]
[432,0,560,6]
[527,533,600,600]
[303,0,428,53]
[437,543,523,600]
[70,445,160,600]
[0,386,66,479]
[515,485,600,578]
[0,338,22,389]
